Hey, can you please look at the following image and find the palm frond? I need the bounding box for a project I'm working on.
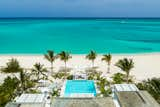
[86,50,97,60]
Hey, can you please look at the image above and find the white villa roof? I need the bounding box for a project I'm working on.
[114,84,139,92]
[16,94,45,103]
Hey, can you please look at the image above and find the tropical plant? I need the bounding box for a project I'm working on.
[0,76,19,107]
[19,70,35,93]
[102,54,112,73]
[97,78,109,87]
[97,77,111,97]
[67,75,74,80]
[19,70,25,92]
[115,58,134,83]
[52,72,69,79]
[103,88,112,97]
[1,58,23,73]
[112,73,126,84]
[86,50,97,67]
[44,50,57,72]
[32,63,47,80]
[52,89,60,97]
[58,51,72,69]
[88,71,101,80]
[136,78,160,104]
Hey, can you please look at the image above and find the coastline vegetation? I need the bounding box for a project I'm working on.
[58,51,72,70]
[44,50,58,73]
[101,54,112,73]
[0,50,159,106]
[0,77,19,107]
[0,59,36,106]
[1,58,23,74]
[32,63,47,80]
[115,58,134,83]
[136,78,160,104]
[86,50,97,68]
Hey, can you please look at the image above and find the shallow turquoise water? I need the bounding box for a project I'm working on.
[0,18,160,54]
[64,80,96,97]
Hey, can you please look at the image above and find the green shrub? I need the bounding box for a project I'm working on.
[52,89,60,97]
[136,78,160,104]
[67,75,73,80]
[96,77,111,97]
[112,73,125,84]
[53,72,69,79]
[88,71,101,80]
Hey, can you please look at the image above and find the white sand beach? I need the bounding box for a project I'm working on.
[0,53,160,83]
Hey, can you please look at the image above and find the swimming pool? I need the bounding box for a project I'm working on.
[63,80,96,97]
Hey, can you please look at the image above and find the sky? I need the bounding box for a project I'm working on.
[0,0,160,17]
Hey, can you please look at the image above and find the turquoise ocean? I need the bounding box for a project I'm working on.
[0,18,160,54]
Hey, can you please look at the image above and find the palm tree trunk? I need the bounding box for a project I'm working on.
[64,61,67,73]
[107,63,110,73]
[21,81,25,92]
[65,61,67,69]
[107,66,110,73]
[126,73,129,83]
[51,62,53,72]
[92,60,94,68]
[37,72,40,80]
[20,72,25,92]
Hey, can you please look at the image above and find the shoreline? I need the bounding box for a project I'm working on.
[0,53,160,83]
[0,52,160,56]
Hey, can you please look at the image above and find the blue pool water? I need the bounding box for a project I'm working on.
[64,80,96,97]
[1,18,160,54]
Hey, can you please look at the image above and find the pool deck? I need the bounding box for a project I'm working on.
[51,97,115,107]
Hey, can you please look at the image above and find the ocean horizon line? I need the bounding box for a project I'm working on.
[1,17,160,19]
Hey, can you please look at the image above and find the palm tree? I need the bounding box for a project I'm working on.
[86,50,97,67]
[19,70,25,92]
[32,63,47,80]
[1,58,23,73]
[0,76,19,106]
[102,54,112,73]
[115,58,134,83]
[58,51,72,69]
[44,50,57,72]
[19,70,35,93]
[1,58,23,79]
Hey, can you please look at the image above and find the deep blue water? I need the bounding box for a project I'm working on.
[0,18,160,54]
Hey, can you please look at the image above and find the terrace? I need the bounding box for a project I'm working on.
[6,84,160,107]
